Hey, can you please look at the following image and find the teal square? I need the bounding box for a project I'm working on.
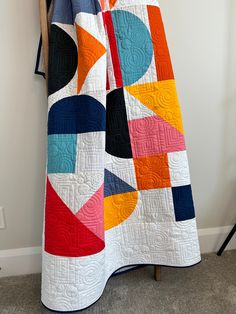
[47,134,77,173]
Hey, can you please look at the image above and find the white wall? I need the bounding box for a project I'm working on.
[0,0,235,251]
[0,0,48,250]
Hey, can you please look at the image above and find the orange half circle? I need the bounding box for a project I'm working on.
[104,191,138,231]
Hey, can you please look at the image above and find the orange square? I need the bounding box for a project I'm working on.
[134,154,171,190]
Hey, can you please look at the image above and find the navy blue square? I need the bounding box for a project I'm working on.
[172,185,195,221]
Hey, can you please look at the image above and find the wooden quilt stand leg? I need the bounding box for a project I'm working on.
[154,266,161,281]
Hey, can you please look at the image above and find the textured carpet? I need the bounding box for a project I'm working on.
[0,251,236,314]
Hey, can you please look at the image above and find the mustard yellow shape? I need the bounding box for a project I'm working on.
[125,80,184,134]
[104,191,138,231]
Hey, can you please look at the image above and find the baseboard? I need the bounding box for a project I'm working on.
[198,225,236,254]
[0,247,42,278]
[0,226,235,278]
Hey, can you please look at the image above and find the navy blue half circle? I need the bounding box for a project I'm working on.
[48,25,78,96]
[48,95,106,135]
[104,169,136,197]
[106,88,133,158]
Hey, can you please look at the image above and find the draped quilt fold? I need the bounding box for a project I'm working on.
[40,0,201,311]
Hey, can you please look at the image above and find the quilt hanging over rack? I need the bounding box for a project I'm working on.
[36,0,201,312]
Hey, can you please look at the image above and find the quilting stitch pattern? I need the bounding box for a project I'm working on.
[41,0,201,311]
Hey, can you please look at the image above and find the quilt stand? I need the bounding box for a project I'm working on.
[217,224,236,256]
[38,0,161,282]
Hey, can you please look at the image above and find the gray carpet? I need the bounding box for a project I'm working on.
[0,251,236,314]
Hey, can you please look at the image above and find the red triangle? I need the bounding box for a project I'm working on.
[44,177,105,257]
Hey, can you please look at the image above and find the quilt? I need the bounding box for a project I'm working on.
[39,0,201,312]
